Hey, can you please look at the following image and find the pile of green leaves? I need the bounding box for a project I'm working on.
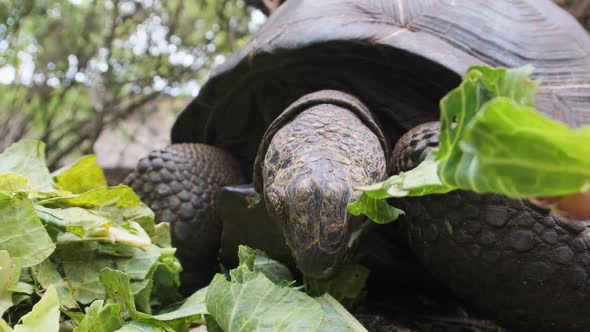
[0,140,367,331]
[0,140,201,331]
[200,245,367,332]
[349,65,590,223]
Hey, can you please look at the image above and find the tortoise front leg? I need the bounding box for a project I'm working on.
[125,143,245,293]
[393,123,590,331]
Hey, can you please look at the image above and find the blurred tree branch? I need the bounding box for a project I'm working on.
[0,0,259,168]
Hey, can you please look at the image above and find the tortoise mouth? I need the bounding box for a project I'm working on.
[285,228,348,279]
[298,262,336,279]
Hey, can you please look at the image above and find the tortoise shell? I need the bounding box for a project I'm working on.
[171,0,590,181]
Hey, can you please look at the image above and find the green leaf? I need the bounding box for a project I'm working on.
[115,321,168,332]
[73,300,125,332]
[98,268,150,320]
[436,66,537,190]
[317,294,367,332]
[56,243,160,304]
[347,65,584,224]
[53,155,108,194]
[358,152,452,199]
[205,316,223,332]
[0,174,29,192]
[305,264,369,308]
[36,206,152,251]
[0,140,53,192]
[133,279,154,314]
[205,273,324,331]
[468,65,538,106]
[237,245,293,284]
[40,185,141,209]
[0,251,19,317]
[459,98,590,197]
[31,260,79,310]
[347,194,404,224]
[349,151,454,223]
[98,269,198,331]
[150,249,182,307]
[13,285,60,332]
[0,192,55,267]
[151,223,171,248]
[0,318,11,332]
[151,286,208,322]
[115,204,156,238]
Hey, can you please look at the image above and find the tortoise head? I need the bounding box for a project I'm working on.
[264,157,363,278]
[257,91,387,279]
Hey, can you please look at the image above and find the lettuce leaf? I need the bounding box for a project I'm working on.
[349,65,590,223]
[237,245,293,284]
[40,185,142,208]
[98,268,208,331]
[73,300,125,332]
[459,98,590,196]
[0,193,55,267]
[0,251,19,317]
[0,140,53,192]
[13,286,60,332]
[0,139,367,332]
[317,294,368,332]
[0,318,11,332]
[0,140,184,331]
[206,273,323,331]
[115,321,169,332]
[203,245,367,332]
[0,174,29,192]
[52,155,108,194]
[32,260,79,310]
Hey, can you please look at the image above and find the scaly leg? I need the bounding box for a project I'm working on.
[125,143,245,293]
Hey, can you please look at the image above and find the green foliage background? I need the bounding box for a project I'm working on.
[0,0,259,168]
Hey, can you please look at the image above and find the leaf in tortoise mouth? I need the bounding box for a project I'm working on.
[348,65,590,223]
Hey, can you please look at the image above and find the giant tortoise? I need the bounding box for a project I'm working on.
[124,0,590,330]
